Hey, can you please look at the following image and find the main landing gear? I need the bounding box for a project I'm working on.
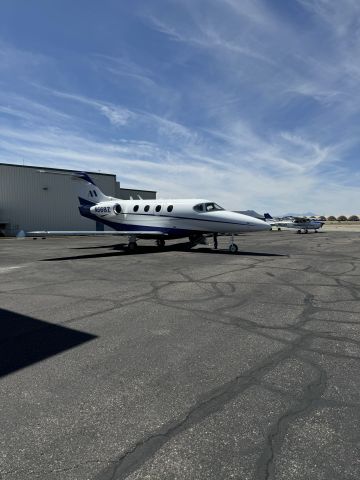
[128,235,138,252]
[156,238,165,248]
[297,229,309,234]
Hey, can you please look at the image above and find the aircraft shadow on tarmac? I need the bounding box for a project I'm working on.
[0,308,96,378]
[43,243,286,261]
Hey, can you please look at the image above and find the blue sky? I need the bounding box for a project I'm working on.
[0,0,359,214]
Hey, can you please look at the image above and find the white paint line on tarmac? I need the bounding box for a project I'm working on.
[0,265,29,273]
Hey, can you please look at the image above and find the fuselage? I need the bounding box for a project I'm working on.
[79,197,270,237]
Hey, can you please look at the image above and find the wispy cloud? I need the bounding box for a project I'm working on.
[46,89,134,127]
[297,0,360,37]
[0,41,49,71]
[148,11,273,64]
[90,53,157,88]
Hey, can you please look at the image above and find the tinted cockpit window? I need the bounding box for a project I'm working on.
[193,203,205,212]
[205,202,224,212]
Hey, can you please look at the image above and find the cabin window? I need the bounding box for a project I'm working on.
[144,205,150,212]
[155,205,161,212]
[113,204,122,214]
[89,191,93,197]
[93,190,97,197]
[167,205,173,212]
[133,205,139,212]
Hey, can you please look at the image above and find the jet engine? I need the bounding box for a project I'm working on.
[89,202,123,216]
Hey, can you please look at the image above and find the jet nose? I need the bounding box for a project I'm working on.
[251,218,272,231]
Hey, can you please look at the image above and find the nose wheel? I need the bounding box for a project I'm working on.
[228,234,238,254]
[229,243,238,253]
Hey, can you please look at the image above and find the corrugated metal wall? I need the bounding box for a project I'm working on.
[117,186,157,200]
[0,164,155,235]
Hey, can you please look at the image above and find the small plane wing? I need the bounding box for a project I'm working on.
[27,230,167,236]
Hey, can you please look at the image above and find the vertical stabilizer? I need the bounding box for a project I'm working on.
[74,172,110,204]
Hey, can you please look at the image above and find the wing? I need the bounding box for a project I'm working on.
[27,230,167,236]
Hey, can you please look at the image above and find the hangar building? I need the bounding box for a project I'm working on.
[0,163,156,235]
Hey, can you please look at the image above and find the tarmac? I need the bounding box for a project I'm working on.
[1,230,360,480]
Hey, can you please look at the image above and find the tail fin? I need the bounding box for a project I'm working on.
[264,213,273,220]
[74,172,110,204]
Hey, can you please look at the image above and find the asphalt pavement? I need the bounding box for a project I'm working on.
[1,231,360,480]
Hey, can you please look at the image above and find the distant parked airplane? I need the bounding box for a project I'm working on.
[264,213,324,234]
[28,171,270,252]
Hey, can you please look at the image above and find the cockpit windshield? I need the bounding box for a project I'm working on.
[193,202,224,213]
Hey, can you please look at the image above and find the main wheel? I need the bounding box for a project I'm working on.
[229,243,238,254]
[277,227,281,231]
[156,238,165,248]
[128,241,138,252]
[297,230,301,234]
[305,229,308,234]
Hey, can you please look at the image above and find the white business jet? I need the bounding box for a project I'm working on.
[264,213,324,234]
[29,172,270,252]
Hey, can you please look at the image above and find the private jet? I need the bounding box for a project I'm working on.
[264,213,324,234]
[28,171,270,252]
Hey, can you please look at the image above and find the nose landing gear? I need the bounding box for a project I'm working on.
[229,243,238,253]
[228,234,238,254]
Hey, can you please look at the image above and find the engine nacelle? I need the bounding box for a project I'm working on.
[90,202,122,216]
